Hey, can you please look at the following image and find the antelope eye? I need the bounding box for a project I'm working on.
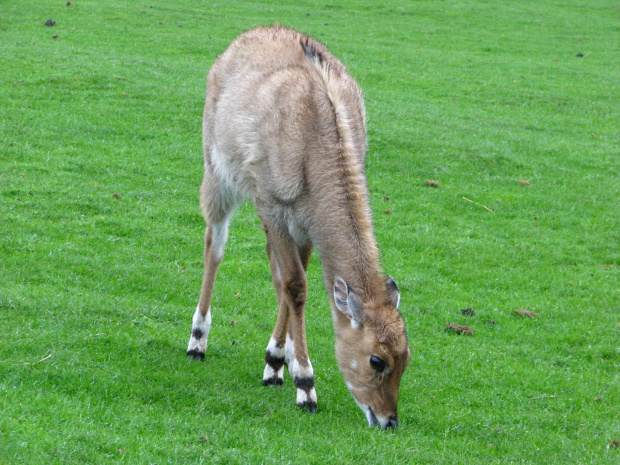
[369,355,386,372]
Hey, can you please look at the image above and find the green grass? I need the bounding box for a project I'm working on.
[1,0,619,463]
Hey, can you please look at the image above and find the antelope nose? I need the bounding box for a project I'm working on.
[386,416,399,429]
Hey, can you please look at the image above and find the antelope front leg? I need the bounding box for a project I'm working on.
[262,242,313,388]
[263,307,297,387]
[263,322,287,386]
[262,238,289,386]
[287,245,316,412]
[267,236,317,412]
[289,306,317,413]
[187,220,228,359]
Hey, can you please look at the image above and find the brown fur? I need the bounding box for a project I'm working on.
[191,26,410,428]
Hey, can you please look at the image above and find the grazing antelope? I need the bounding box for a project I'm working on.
[186,26,410,429]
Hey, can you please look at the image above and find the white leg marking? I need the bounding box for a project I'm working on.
[263,364,284,381]
[263,337,285,384]
[284,332,294,374]
[211,220,229,263]
[308,386,317,404]
[296,385,318,405]
[292,358,314,379]
[187,305,211,354]
[266,337,285,358]
[293,358,317,406]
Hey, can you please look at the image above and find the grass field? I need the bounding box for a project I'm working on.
[1,1,619,463]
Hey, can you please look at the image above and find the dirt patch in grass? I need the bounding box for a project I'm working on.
[514,309,537,318]
[446,323,474,335]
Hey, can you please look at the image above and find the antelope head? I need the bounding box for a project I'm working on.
[332,276,410,429]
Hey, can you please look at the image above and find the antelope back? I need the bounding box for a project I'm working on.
[204,26,367,224]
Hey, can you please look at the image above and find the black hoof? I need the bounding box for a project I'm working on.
[298,401,317,414]
[186,349,205,361]
[262,377,283,387]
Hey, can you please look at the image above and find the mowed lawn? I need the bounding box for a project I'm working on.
[1,1,618,464]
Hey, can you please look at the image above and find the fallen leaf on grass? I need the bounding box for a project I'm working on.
[384,208,392,215]
[485,319,496,325]
[519,179,531,186]
[528,394,558,400]
[461,196,494,213]
[460,308,475,316]
[426,180,440,187]
[14,353,52,366]
[514,309,537,318]
[45,19,56,27]
[445,323,474,335]
[112,192,122,199]
[609,440,619,449]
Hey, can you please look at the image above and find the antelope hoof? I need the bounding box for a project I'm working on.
[187,307,211,360]
[262,363,284,386]
[186,348,205,361]
[263,340,286,386]
[262,377,283,387]
[295,379,317,414]
[297,399,317,414]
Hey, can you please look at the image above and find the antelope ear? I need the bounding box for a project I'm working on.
[386,275,401,309]
[334,276,363,327]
